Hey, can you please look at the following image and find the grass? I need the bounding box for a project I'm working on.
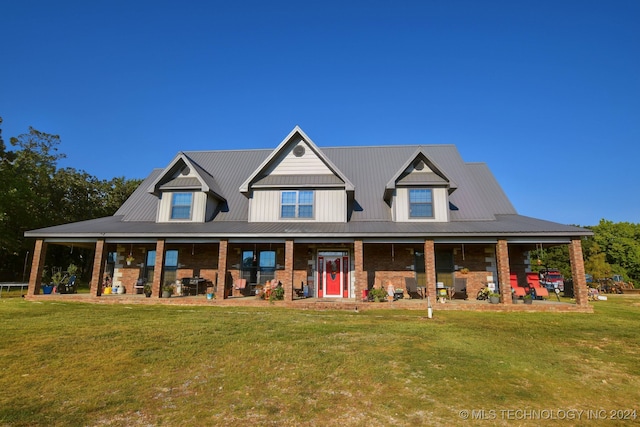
[0,296,639,426]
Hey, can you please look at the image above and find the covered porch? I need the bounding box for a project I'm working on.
[26,236,590,309]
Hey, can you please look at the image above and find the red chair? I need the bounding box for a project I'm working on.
[526,272,549,298]
[510,273,526,297]
[509,273,527,298]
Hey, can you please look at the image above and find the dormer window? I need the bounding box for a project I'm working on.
[281,191,314,219]
[171,192,193,220]
[409,189,433,218]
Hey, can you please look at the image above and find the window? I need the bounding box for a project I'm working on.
[259,250,276,283]
[281,190,313,218]
[171,193,192,219]
[409,189,433,218]
[145,250,156,284]
[164,249,179,286]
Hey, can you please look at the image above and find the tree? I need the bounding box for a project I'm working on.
[0,119,141,281]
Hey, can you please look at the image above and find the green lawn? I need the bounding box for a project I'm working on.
[0,296,638,426]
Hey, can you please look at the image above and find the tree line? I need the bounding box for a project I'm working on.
[0,117,142,281]
[528,220,639,286]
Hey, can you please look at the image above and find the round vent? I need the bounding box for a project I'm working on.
[293,145,305,157]
[181,167,191,176]
[415,161,425,171]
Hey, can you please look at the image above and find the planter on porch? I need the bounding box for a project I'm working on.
[162,285,174,298]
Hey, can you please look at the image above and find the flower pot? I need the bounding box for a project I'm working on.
[42,285,53,294]
[206,293,214,300]
[162,291,171,298]
[126,261,132,266]
[524,298,533,305]
[489,296,500,304]
[144,292,152,298]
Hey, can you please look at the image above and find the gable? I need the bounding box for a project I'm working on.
[240,126,354,194]
[383,149,456,202]
[148,152,226,202]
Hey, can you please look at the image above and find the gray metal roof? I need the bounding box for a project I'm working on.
[253,174,344,188]
[24,214,589,241]
[26,137,591,239]
[159,177,202,190]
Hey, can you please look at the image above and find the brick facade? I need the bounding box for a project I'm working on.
[91,239,106,296]
[354,240,364,300]
[496,240,511,304]
[569,238,588,306]
[152,239,166,298]
[216,240,228,300]
[424,240,436,300]
[27,239,47,296]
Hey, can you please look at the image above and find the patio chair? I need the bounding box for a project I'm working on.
[526,272,549,299]
[134,278,146,294]
[181,277,195,296]
[510,273,526,298]
[404,277,425,299]
[453,277,468,299]
[294,281,305,298]
[234,278,249,296]
[234,278,247,290]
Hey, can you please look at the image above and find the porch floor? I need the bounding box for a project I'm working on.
[24,293,593,313]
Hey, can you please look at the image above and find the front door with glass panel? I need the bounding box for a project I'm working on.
[317,251,349,298]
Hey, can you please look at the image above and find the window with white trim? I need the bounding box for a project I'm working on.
[281,190,314,218]
[170,192,192,219]
[409,188,433,218]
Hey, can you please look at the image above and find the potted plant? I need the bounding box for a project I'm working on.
[41,269,53,294]
[368,287,388,302]
[143,283,152,298]
[51,270,68,294]
[523,293,533,304]
[125,254,135,266]
[488,292,501,304]
[459,267,469,274]
[162,284,174,298]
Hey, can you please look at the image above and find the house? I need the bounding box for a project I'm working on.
[25,126,592,306]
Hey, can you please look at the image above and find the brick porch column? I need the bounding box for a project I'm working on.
[354,240,364,300]
[216,239,228,300]
[153,239,166,298]
[90,239,107,296]
[569,238,589,306]
[496,239,512,304]
[283,239,294,301]
[424,239,436,300]
[27,239,47,296]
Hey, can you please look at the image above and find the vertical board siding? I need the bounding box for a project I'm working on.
[249,190,346,222]
[157,191,206,223]
[395,188,449,222]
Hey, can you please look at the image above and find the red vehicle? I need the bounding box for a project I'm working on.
[539,269,564,292]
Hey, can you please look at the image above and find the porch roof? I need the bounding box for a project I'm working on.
[25,213,591,240]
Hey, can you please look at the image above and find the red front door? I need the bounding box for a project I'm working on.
[318,252,349,298]
[325,257,341,296]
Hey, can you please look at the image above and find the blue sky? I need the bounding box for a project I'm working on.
[1,0,638,227]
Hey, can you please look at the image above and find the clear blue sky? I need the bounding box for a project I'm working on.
[1,0,638,227]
